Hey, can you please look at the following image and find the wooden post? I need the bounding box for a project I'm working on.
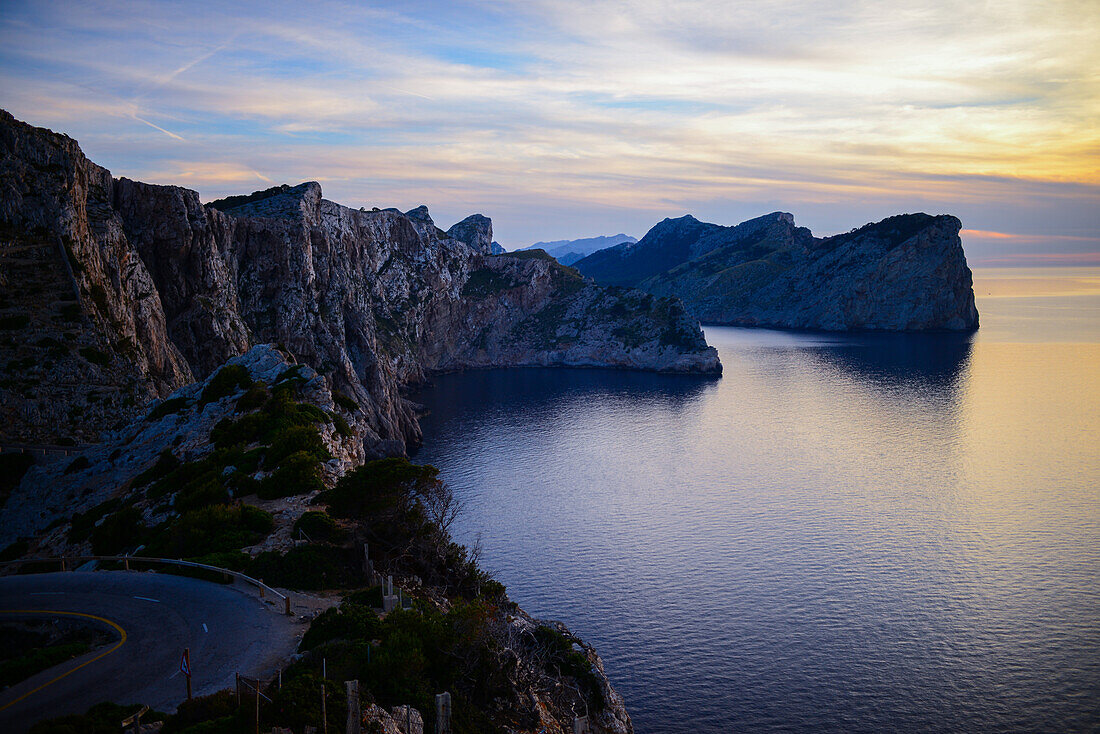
[285,595,292,616]
[434,692,451,734]
[236,673,241,707]
[254,679,260,734]
[321,680,327,734]
[345,680,360,734]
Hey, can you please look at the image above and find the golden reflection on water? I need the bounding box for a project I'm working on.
[972,267,1100,298]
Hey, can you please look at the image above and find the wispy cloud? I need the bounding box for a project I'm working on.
[0,0,1097,252]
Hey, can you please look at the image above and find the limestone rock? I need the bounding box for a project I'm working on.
[446,213,494,255]
[0,345,356,550]
[0,110,720,452]
[575,211,979,331]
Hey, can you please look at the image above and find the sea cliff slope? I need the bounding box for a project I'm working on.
[0,110,719,450]
[575,211,979,331]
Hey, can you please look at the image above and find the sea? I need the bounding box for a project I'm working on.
[410,267,1100,733]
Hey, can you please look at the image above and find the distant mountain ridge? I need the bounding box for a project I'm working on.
[519,233,637,265]
[574,211,979,332]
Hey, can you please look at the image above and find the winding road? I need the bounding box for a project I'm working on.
[0,570,307,733]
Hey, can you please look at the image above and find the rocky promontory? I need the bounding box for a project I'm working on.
[0,110,719,451]
[574,211,979,331]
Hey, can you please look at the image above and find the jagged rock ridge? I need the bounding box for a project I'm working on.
[575,211,979,331]
[0,110,720,449]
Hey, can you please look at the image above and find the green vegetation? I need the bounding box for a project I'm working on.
[257,451,325,499]
[68,499,121,543]
[200,364,253,406]
[90,506,146,555]
[28,702,165,734]
[249,544,362,590]
[293,511,341,542]
[0,619,112,690]
[234,383,268,411]
[132,449,181,488]
[144,505,273,559]
[460,269,518,298]
[206,183,292,212]
[332,391,359,412]
[147,397,190,421]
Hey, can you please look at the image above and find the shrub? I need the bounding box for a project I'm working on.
[29,702,162,734]
[235,383,268,412]
[90,507,148,555]
[160,690,238,734]
[145,504,273,558]
[63,456,91,475]
[331,413,352,438]
[200,365,253,406]
[267,673,345,734]
[173,473,230,513]
[132,449,180,488]
[293,511,340,542]
[147,397,190,421]
[332,391,359,412]
[248,545,358,590]
[319,458,438,519]
[257,452,324,499]
[69,499,120,543]
[264,426,329,469]
[299,602,382,651]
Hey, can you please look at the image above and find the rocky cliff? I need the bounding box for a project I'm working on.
[0,111,719,450]
[575,211,979,331]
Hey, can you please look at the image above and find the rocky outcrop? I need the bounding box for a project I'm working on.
[446,213,494,255]
[0,111,194,443]
[575,211,979,331]
[0,111,720,449]
[0,345,355,551]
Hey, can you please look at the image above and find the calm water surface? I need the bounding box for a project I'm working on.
[411,268,1100,733]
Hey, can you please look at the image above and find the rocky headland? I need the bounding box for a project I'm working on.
[0,110,719,452]
[574,211,979,331]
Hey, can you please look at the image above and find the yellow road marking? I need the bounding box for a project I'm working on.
[0,609,127,712]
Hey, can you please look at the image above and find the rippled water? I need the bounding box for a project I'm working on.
[411,269,1100,733]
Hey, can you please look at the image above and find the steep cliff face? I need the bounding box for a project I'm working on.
[0,111,719,450]
[575,211,979,331]
[0,111,193,443]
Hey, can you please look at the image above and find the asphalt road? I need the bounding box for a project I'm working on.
[0,570,307,733]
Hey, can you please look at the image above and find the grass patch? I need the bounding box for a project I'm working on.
[461,269,518,298]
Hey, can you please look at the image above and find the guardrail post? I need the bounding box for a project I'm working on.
[124,557,130,571]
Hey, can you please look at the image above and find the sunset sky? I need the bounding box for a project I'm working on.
[1,0,1097,262]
